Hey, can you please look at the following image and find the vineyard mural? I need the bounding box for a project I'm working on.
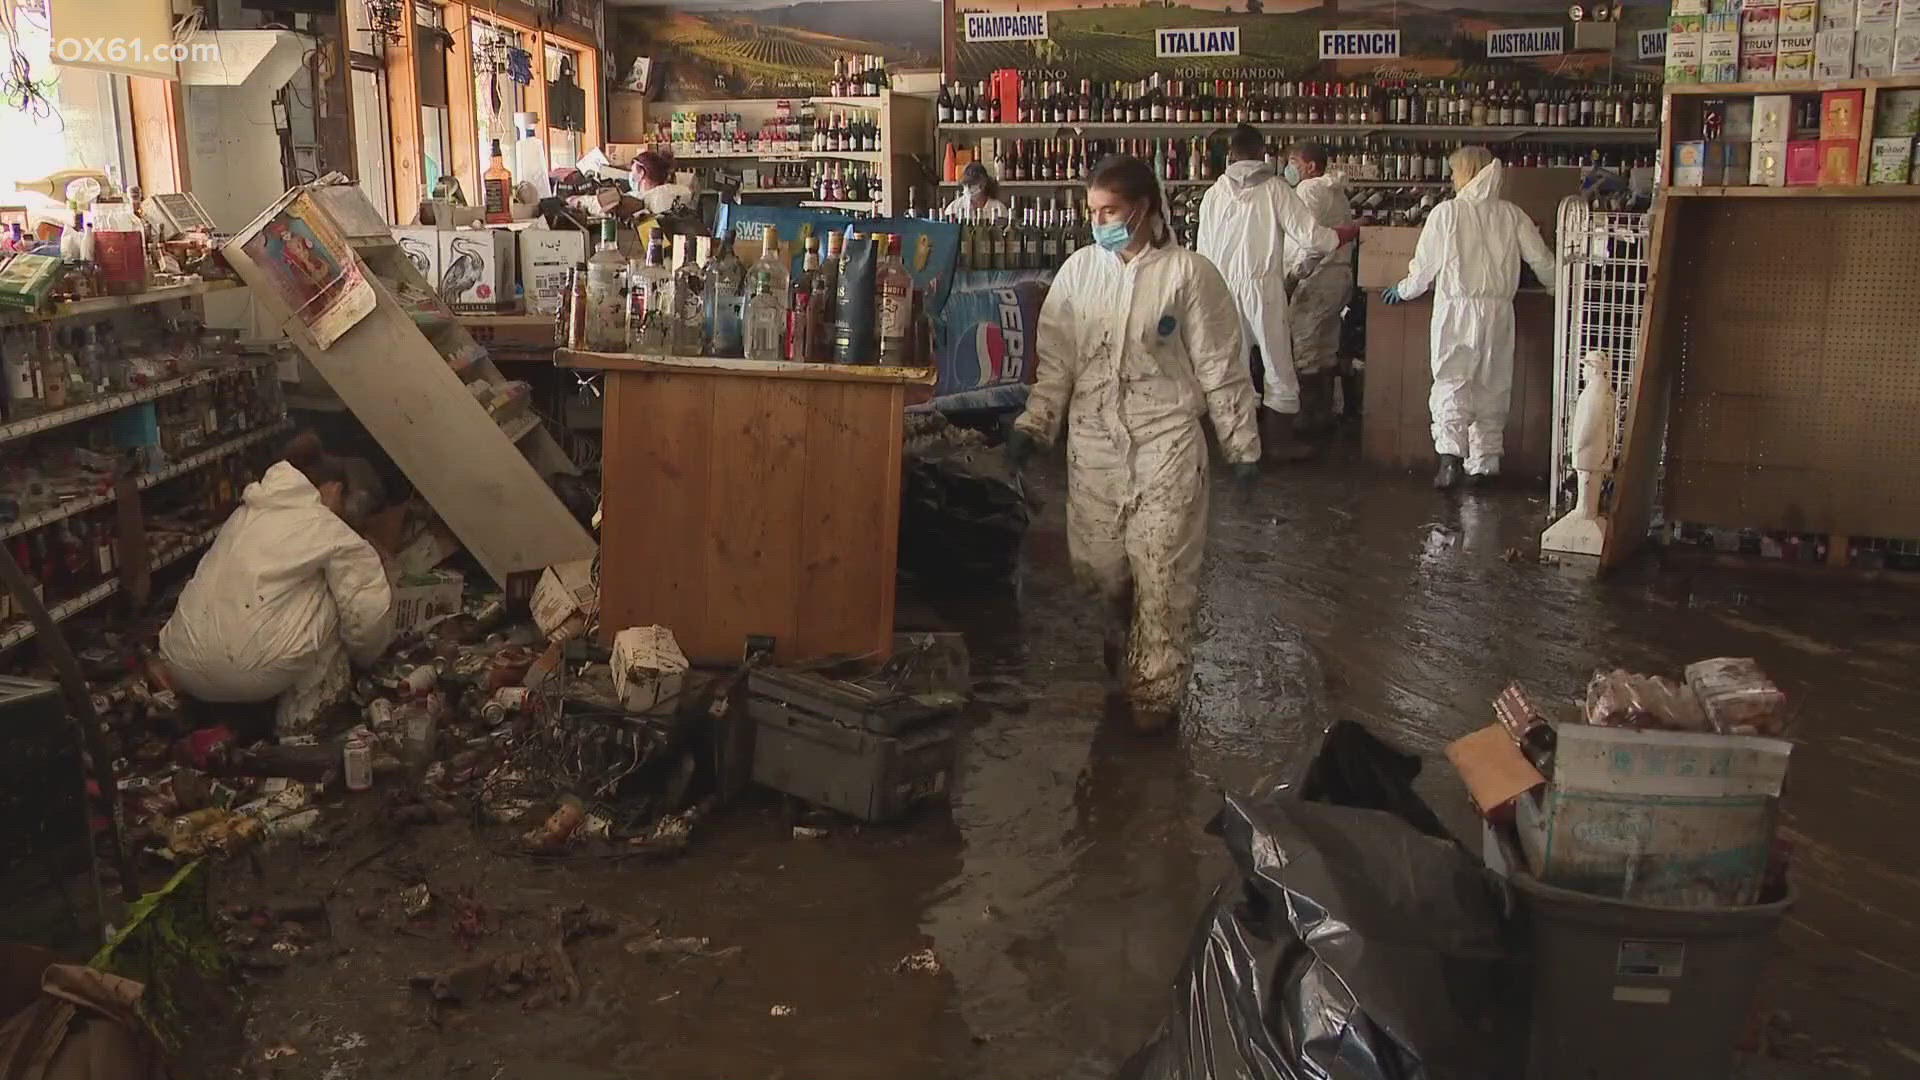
[950,0,1667,81]
[612,0,943,100]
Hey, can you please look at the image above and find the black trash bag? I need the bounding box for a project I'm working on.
[1116,721,1521,1080]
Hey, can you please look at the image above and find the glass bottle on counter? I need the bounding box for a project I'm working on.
[876,233,912,367]
[92,198,149,296]
[813,230,844,364]
[584,218,627,352]
[671,235,710,356]
[483,140,514,225]
[787,236,822,364]
[704,233,745,357]
[743,225,789,363]
[627,232,671,353]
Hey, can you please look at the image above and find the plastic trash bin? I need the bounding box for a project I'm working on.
[1513,871,1794,1080]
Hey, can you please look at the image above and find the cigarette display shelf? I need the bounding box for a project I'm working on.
[0,355,279,449]
[0,420,292,544]
[0,278,242,329]
[0,522,222,652]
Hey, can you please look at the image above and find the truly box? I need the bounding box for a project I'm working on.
[1870,136,1916,181]
[1780,0,1821,31]
[1855,0,1898,22]
[516,228,587,317]
[1820,0,1857,25]
[1857,24,1897,73]
[1894,26,1920,73]
[1777,43,1817,74]
[1740,4,1780,37]
[1673,139,1711,185]
[1817,27,1857,72]
[1741,51,1779,77]
[1669,14,1707,80]
[391,227,444,292]
[1822,88,1867,138]
[1751,139,1788,183]
[1876,88,1920,134]
[436,228,515,313]
[1674,0,1709,13]
[1752,94,1793,140]
[1704,18,1743,78]
[1785,139,1822,183]
[1818,139,1861,183]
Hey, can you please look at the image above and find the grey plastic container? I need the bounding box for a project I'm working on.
[1513,870,1793,1080]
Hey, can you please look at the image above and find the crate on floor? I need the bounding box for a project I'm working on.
[746,668,961,822]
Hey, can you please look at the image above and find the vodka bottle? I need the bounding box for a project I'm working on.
[742,225,789,363]
[584,218,627,352]
[704,233,745,357]
[627,232,671,352]
[671,235,710,356]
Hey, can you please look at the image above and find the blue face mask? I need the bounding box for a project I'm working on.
[1283,163,1302,186]
[1092,219,1133,253]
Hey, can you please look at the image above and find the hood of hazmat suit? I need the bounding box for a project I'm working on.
[1195,160,1339,413]
[160,462,394,707]
[1014,242,1256,714]
[1393,159,1557,476]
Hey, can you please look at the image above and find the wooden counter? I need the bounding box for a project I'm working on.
[559,350,932,665]
[1360,291,1557,481]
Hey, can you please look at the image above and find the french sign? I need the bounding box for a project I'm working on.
[1487,26,1565,57]
[1318,29,1402,59]
[1155,27,1240,57]
[964,12,1049,42]
[1639,27,1668,58]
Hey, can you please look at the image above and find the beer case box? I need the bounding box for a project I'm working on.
[1704,25,1743,78]
[1741,51,1780,78]
[1719,139,1755,183]
[1855,0,1898,22]
[530,558,598,642]
[1668,15,1707,81]
[1723,98,1757,137]
[1780,0,1822,31]
[1818,139,1861,184]
[1740,5,1780,38]
[1821,89,1867,139]
[1877,88,1920,135]
[1821,0,1857,25]
[1751,140,1788,184]
[436,228,516,313]
[1673,140,1711,186]
[1876,137,1919,182]
[517,228,586,317]
[1894,27,1920,73]
[392,227,444,293]
[1816,27,1857,72]
[1751,95,1794,142]
[1674,0,1709,13]
[1784,140,1822,184]
[392,570,464,635]
[1777,43,1817,75]
[1857,24,1897,73]
[610,625,688,714]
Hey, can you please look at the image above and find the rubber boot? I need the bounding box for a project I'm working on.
[1261,409,1314,463]
[1434,454,1464,491]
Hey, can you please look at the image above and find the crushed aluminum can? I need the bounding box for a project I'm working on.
[400,883,433,918]
[343,734,373,792]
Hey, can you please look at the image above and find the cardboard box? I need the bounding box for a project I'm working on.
[1819,138,1861,183]
[1877,88,1920,134]
[1447,725,1546,823]
[392,227,444,293]
[1822,89,1867,138]
[1781,0,1821,30]
[516,228,587,317]
[1871,135,1917,181]
[1673,139,1711,185]
[1357,225,1420,289]
[1857,24,1897,72]
[437,228,516,313]
[530,558,599,642]
[1522,724,1793,907]
[1751,139,1788,183]
[1724,97,1757,137]
[1720,138,1755,183]
[1856,0,1898,21]
[1752,94,1793,141]
[1895,26,1920,72]
[1742,51,1778,81]
[1669,14,1706,81]
[1704,23,1743,78]
[1675,0,1709,13]
[1777,44,1817,74]
[392,570,464,635]
[1740,4,1780,37]
[610,626,689,714]
[1817,26,1858,72]
[1785,139,1821,183]
[1820,0,1857,25]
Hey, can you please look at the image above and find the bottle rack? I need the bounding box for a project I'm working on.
[222,183,596,587]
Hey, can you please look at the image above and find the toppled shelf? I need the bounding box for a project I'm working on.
[557,348,934,385]
[0,279,242,328]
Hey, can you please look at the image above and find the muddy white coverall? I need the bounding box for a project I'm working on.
[1393,160,1556,476]
[1195,161,1338,414]
[1287,173,1354,375]
[160,462,394,735]
[1015,243,1257,714]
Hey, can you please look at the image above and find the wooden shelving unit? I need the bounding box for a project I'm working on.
[0,278,241,328]
[1603,76,1920,569]
[938,121,1659,143]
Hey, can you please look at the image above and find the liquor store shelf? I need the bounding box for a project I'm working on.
[0,421,293,544]
[0,523,221,651]
[1664,184,1920,198]
[800,200,882,210]
[937,122,1660,143]
[738,187,813,195]
[0,278,242,328]
[938,178,1218,188]
[0,355,281,449]
[655,149,886,163]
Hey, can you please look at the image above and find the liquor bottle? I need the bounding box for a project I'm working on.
[584,218,627,352]
[813,230,844,362]
[483,140,514,225]
[0,329,38,420]
[626,233,670,353]
[671,235,709,356]
[787,237,822,363]
[743,226,790,363]
[876,233,911,367]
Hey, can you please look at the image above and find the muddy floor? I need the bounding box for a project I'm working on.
[194,454,1920,1079]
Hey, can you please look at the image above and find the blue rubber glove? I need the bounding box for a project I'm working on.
[1380,285,1406,305]
[1005,430,1040,473]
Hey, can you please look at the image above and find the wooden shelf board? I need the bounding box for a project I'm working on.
[557,349,934,385]
[1665,184,1920,197]
[937,121,1658,142]
[1667,77,1920,96]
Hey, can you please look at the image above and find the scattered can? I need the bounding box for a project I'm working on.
[401,663,441,697]
[342,734,373,792]
[368,698,396,730]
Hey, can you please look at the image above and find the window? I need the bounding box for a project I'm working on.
[414,1,454,200]
[470,16,526,176]
[544,41,583,170]
[0,4,131,220]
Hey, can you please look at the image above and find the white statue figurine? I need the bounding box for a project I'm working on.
[1542,349,1617,556]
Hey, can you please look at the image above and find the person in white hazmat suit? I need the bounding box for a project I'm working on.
[1381,146,1556,490]
[160,433,394,737]
[1003,154,1259,733]
[1195,125,1357,461]
[1284,141,1356,433]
